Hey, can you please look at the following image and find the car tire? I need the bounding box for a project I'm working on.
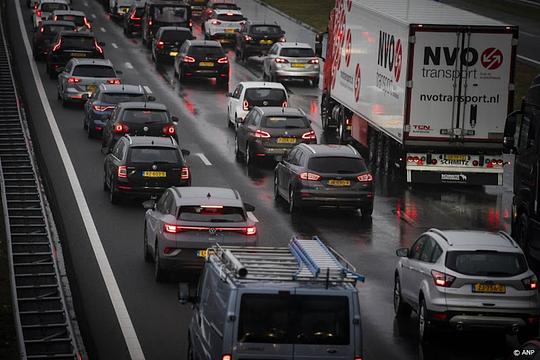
[394,275,412,318]
[361,204,373,218]
[312,77,320,87]
[273,175,281,201]
[234,136,242,162]
[154,241,165,282]
[143,227,152,263]
[288,188,299,214]
[245,143,254,166]
[228,113,234,128]
[418,298,433,343]
[109,178,121,204]
[87,126,95,139]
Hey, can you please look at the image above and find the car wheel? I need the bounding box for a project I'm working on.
[361,204,373,219]
[154,241,165,282]
[288,188,299,214]
[418,298,432,343]
[227,113,234,128]
[109,177,121,204]
[234,136,242,162]
[83,116,88,130]
[60,93,68,107]
[245,143,254,166]
[312,77,320,87]
[143,226,152,263]
[87,125,95,139]
[273,175,281,201]
[394,275,412,318]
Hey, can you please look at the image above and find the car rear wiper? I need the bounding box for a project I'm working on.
[284,125,303,129]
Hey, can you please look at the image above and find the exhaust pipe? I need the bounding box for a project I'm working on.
[456,322,464,331]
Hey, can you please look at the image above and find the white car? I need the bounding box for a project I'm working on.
[227,81,288,128]
[203,9,245,44]
[32,0,69,28]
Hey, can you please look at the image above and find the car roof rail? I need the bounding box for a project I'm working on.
[427,228,453,246]
[498,231,519,248]
[125,134,132,144]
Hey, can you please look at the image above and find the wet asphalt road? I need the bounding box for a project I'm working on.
[5,0,529,359]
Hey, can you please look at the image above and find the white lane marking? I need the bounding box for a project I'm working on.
[91,13,96,19]
[195,153,212,166]
[100,27,106,33]
[13,1,146,359]
[518,54,540,66]
[125,62,134,69]
[247,211,259,223]
[520,31,538,38]
[112,43,118,49]
[143,85,152,94]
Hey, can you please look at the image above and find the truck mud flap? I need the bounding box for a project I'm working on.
[410,171,501,185]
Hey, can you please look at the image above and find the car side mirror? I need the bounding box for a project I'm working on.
[244,203,255,212]
[171,115,179,123]
[142,199,155,210]
[181,149,190,157]
[178,282,197,304]
[98,41,106,47]
[396,248,409,257]
[147,95,156,102]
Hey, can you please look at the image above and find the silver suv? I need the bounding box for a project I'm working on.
[394,229,540,343]
[262,42,320,87]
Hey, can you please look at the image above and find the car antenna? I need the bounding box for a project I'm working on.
[207,192,211,198]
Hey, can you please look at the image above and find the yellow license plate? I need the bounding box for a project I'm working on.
[197,250,207,257]
[199,61,214,67]
[225,28,235,33]
[169,51,178,56]
[291,63,305,68]
[142,171,167,177]
[473,283,506,293]
[328,179,351,186]
[71,52,87,57]
[121,7,129,13]
[260,40,273,45]
[446,154,468,161]
[277,137,296,144]
[87,85,97,92]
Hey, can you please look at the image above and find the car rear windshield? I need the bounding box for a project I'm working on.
[445,251,528,277]
[214,3,239,10]
[72,65,116,78]
[128,147,179,163]
[216,13,243,21]
[57,15,84,26]
[280,47,314,57]
[160,30,191,42]
[245,88,286,106]
[43,24,74,34]
[308,156,367,174]
[101,92,146,103]
[41,3,68,12]
[262,116,309,129]
[250,25,281,35]
[238,294,349,345]
[134,8,144,17]
[121,110,169,124]
[152,5,188,22]
[188,46,224,57]
[178,206,246,222]
[62,36,95,50]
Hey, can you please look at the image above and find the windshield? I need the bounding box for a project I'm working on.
[43,24,74,34]
[101,92,146,103]
[56,15,85,26]
[245,88,286,107]
[72,65,116,78]
[178,206,246,222]
[216,13,243,21]
[262,116,309,129]
[280,47,314,57]
[152,5,187,22]
[62,36,95,50]
[308,157,367,174]
[238,294,350,345]
[214,3,238,10]
[188,46,224,57]
[250,25,281,35]
[121,110,169,124]
[160,30,191,42]
[41,3,68,12]
[446,251,528,277]
[128,147,179,163]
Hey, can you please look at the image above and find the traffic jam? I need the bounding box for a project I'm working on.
[13,0,540,358]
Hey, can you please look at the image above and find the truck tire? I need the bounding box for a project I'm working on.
[321,94,331,131]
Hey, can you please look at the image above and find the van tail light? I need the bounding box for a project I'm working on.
[181,166,190,180]
[36,10,41,17]
[162,124,176,135]
[217,56,228,64]
[431,270,455,287]
[242,100,250,111]
[282,101,288,108]
[299,172,321,181]
[254,129,270,138]
[117,165,127,178]
[107,79,121,85]
[84,17,91,28]
[523,275,538,290]
[309,58,319,64]
[357,173,373,182]
[275,57,288,63]
[92,104,115,112]
[113,123,129,133]
[301,130,316,140]
[156,40,164,49]
[243,226,257,236]
[244,35,252,41]
[222,355,232,360]
[52,38,62,52]
[183,55,196,63]
[95,40,104,54]
[211,20,221,25]
[67,77,81,84]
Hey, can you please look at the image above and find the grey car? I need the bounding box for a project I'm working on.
[57,58,122,106]
[263,42,320,87]
[143,187,258,281]
[394,229,540,343]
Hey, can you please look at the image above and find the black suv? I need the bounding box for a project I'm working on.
[46,31,105,77]
[101,102,179,153]
[142,0,192,49]
[123,4,144,38]
[151,26,193,65]
[103,135,191,204]
[274,144,374,217]
[33,20,76,61]
[235,22,285,61]
[173,39,229,87]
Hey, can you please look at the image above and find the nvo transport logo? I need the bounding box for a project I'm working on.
[424,46,503,70]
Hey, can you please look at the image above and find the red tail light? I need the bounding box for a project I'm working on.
[299,172,321,181]
[36,10,41,17]
[148,19,153,26]
[242,100,250,111]
[52,38,62,52]
[217,56,228,64]
[163,223,180,234]
[40,26,45,33]
[211,20,221,25]
[274,57,288,64]
[92,104,115,112]
[113,123,129,133]
[95,40,103,54]
[183,55,196,63]
[67,77,81,84]
[222,354,232,360]
[254,129,270,138]
[107,79,121,85]
[117,165,127,178]
[282,101,288,108]
[301,130,316,140]
[156,40,164,49]
[162,124,176,135]
[84,17,91,28]
[181,166,190,180]
[431,270,455,287]
[523,275,538,290]
[243,226,257,235]
[357,173,373,182]
[189,19,193,27]
[130,13,141,20]
[309,58,319,64]
[244,35,252,41]
[34,3,37,10]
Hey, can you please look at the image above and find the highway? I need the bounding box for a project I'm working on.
[3,0,527,359]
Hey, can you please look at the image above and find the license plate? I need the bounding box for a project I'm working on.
[169,51,178,56]
[446,154,468,161]
[473,283,506,294]
[291,63,305,68]
[121,7,129,13]
[277,137,296,144]
[259,39,273,45]
[70,52,87,57]
[86,85,97,92]
[197,250,207,257]
[328,179,351,186]
[225,28,235,33]
[142,171,167,177]
[199,61,214,67]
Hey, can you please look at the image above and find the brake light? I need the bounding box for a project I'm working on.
[36,10,41,17]
[67,77,81,84]
[309,58,319,64]
[189,19,193,27]
[52,38,62,52]
[92,104,115,112]
[355,357,363,360]
[34,3,37,10]
[113,123,129,133]
[357,173,373,182]
[95,40,103,54]
[181,166,190,180]
[254,129,270,138]
[40,26,44,33]
[201,205,223,209]
[243,226,257,236]
[211,20,221,25]
[162,124,176,135]
[299,172,321,181]
[242,100,249,111]
[301,130,316,140]
[107,79,121,85]
[163,223,179,233]
[117,165,127,178]
[275,57,288,64]
[244,35,252,41]
[217,56,228,64]
[523,275,538,290]
[130,12,141,20]
[282,101,288,108]
[279,36,286,42]
[222,355,232,360]
[183,55,196,63]
[84,17,91,29]
[156,40,164,49]
[431,270,455,287]
[148,19,153,26]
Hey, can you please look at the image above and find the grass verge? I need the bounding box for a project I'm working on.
[258,0,332,32]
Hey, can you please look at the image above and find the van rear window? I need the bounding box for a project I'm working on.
[238,294,349,345]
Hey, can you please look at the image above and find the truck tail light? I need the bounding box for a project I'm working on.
[183,55,196,63]
[211,20,221,25]
[254,129,270,138]
[431,270,455,287]
[357,173,373,182]
[309,58,319,64]
[523,275,538,290]
[275,57,288,63]
[242,100,250,111]
[113,123,129,133]
[67,77,81,84]
[301,130,316,140]
[107,79,121,84]
[217,56,228,64]
[299,172,320,181]
[189,19,193,27]
[243,226,257,236]
[162,124,176,135]
[181,166,190,180]
[117,165,127,178]
[156,40,164,49]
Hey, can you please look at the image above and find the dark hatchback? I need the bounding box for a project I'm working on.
[274,144,374,217]
[173,39,229,87]
[142,0,192,48]
[33,20,76,60]
[152,26,193,65]
[46,31,105,76]
[235,106,316,164]
[123,5,144,37]
[104,136,191,204]
[235,22,285,61]
[101,102,179,153]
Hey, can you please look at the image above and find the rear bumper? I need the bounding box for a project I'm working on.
[182,65,229,78]
[251,141,313,157]
[115,182,189,197]
[427,309,540,332]
[273,69,320,79]
[407,166,503,186]
[297,190,373,208]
